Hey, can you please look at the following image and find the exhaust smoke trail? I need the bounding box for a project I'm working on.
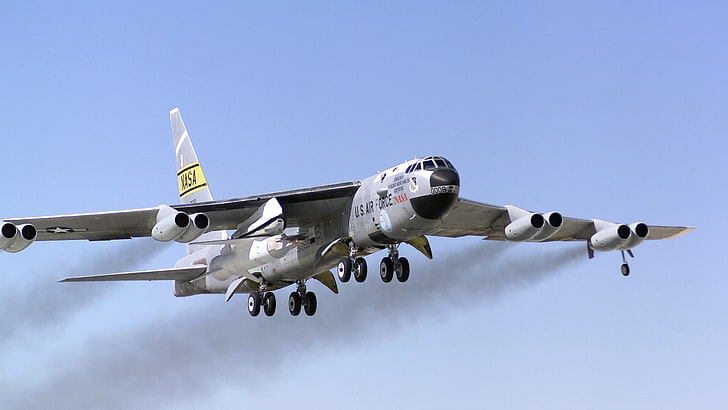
[5,243,585,409]
[0,239,166,343]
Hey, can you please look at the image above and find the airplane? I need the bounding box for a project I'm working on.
[1,108,694,317]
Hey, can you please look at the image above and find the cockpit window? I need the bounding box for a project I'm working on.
[409,156,455,172]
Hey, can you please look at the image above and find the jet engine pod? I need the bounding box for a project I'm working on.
[590,222,649,252]
[505,213,545,242]
[152,212,190,242]
[175,213,210,243]
[530,211,564,241]
[3,223,37,253]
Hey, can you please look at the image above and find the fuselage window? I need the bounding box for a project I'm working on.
[424,160,436,170]
[434,158,447,168]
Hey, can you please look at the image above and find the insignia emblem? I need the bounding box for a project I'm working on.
[46,227,88,234]
[409,176,419,193]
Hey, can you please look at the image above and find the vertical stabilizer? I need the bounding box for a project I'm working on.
[169,108,226,254]
[170,108,214,204]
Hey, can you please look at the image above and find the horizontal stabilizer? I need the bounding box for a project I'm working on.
[59,265,207,282]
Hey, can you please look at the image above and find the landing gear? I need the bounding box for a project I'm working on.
[395,257,410,282]
[288,291,302,316]
[620,250,631,276]
[621,264,630,276]
[249,291,277,317]
[289,281,317,316]
[380,244,409,283]
[353,257,367,282]
[338,242,368,284]
[304,291,317,316]
[248,292,261,316]
[263,292,276,316]
[337,257,352,282]
[380,257,394,282]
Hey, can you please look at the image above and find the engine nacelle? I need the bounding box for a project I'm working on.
[175,213,210,243]
[531,211,564,241]
[248,234,296,265]
[590,222,648,252]
[2,223,37,253]
[152,211,210,243]
[152,212,190,242]
[505,213,545,242]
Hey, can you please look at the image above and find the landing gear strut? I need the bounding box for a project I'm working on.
[337,242,367,283]
[288,281,317,316]
[380,244,409,283]
[620,250,634,277]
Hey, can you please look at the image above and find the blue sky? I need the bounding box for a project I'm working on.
[1,1,725,409]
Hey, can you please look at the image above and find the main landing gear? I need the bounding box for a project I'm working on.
[379,244,409,283]
[337,242,368,283]
[248,290,277,317]
[288,281,317,316]
[337,244,410,284]
[248,281,318,317]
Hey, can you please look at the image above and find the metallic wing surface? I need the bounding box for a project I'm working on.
[430,198,694,241]
[4,181,360,242]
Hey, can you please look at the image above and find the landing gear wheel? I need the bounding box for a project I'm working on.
[354,257,368,282]
[337,257,352,283]
[621,263,630,276]
[248,292,261,317]
[395,257,410,282]
[288,292,302,316]
[263,292,276,316]
[380,257,394,283]
[303,291,317,316]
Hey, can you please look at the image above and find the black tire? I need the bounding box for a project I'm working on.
[288,292,302,316]
[396,257,410,282]
[621,263,630,276]
[337,257,352,283]
[380,257,394,283]
[354,257,368,282]
[304,291,317,316]
[263,292,276,316]
[248,292,261,317]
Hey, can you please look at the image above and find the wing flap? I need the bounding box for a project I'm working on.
[59,265,207,282]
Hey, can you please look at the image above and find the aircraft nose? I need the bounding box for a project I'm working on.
[410,169,460,220]
[430,168,460,189]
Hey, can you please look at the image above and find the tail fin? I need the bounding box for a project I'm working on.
[169,108,226,255]
[170,108,214,204]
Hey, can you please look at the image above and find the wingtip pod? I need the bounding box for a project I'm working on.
[0,221,36,253]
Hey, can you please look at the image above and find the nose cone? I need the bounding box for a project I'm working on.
[411,169,460,220]
[430,168,460,188]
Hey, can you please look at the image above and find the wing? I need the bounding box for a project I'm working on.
[59,265,207,282]
[429,198,694,241]
[4,181,361,243]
